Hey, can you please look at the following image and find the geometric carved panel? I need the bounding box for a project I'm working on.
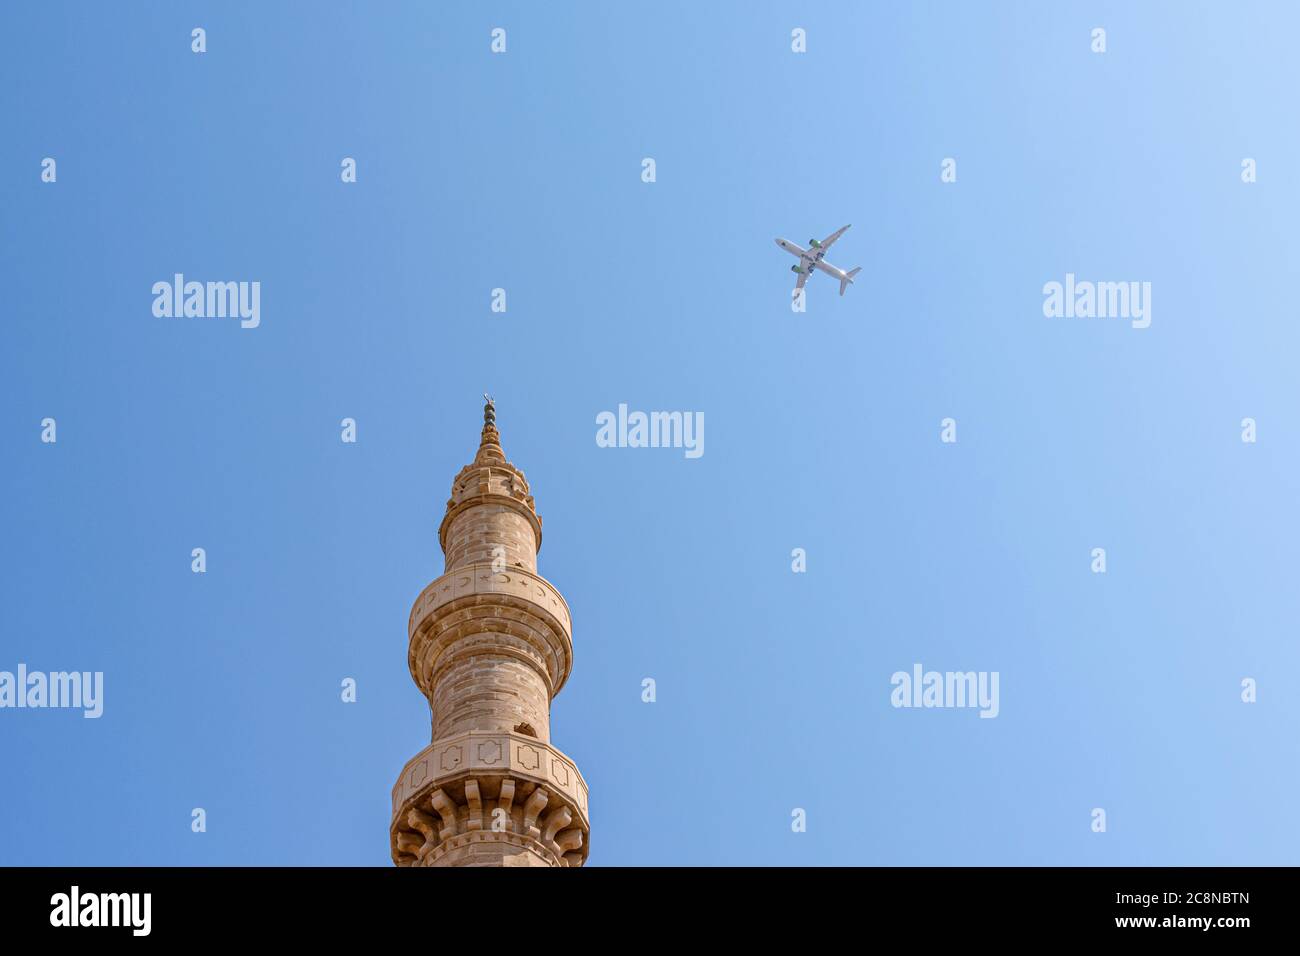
[440,745,463,772]
[551,758,570,788]
[409,760,429,788]
[517,744,541,771]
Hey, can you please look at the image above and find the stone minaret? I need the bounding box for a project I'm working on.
[389,398,589,867]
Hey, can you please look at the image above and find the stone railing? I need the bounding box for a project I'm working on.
[408,564,572,643]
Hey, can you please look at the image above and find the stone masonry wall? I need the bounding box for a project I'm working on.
[442,505,538,574]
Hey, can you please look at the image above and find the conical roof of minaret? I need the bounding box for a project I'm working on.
[475,394,507,464]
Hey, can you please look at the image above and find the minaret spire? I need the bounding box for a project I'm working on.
[475,393,505,464]
[389,400,588,867]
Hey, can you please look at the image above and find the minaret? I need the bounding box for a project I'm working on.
[390,398,589,867]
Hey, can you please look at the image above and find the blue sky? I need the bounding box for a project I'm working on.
[1,1,1297,865]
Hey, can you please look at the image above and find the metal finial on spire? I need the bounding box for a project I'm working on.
[474,393,505,465]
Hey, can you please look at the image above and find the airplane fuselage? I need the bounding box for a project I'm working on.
[775,238,851,280]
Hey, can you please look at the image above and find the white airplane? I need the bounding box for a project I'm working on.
[775,224,862,296]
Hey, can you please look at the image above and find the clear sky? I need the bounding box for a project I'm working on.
[2,1,1297,866]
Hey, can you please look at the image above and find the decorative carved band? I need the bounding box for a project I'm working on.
[407,564,574,696]
[408,563,572,641]
[391,731,589,823]
[390,734,590,866]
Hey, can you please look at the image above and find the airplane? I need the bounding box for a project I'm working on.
[775,224,862,296]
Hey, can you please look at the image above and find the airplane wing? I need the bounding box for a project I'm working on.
[816,224,850,253]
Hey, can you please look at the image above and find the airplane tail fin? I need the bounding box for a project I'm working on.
[839,267,862,297]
